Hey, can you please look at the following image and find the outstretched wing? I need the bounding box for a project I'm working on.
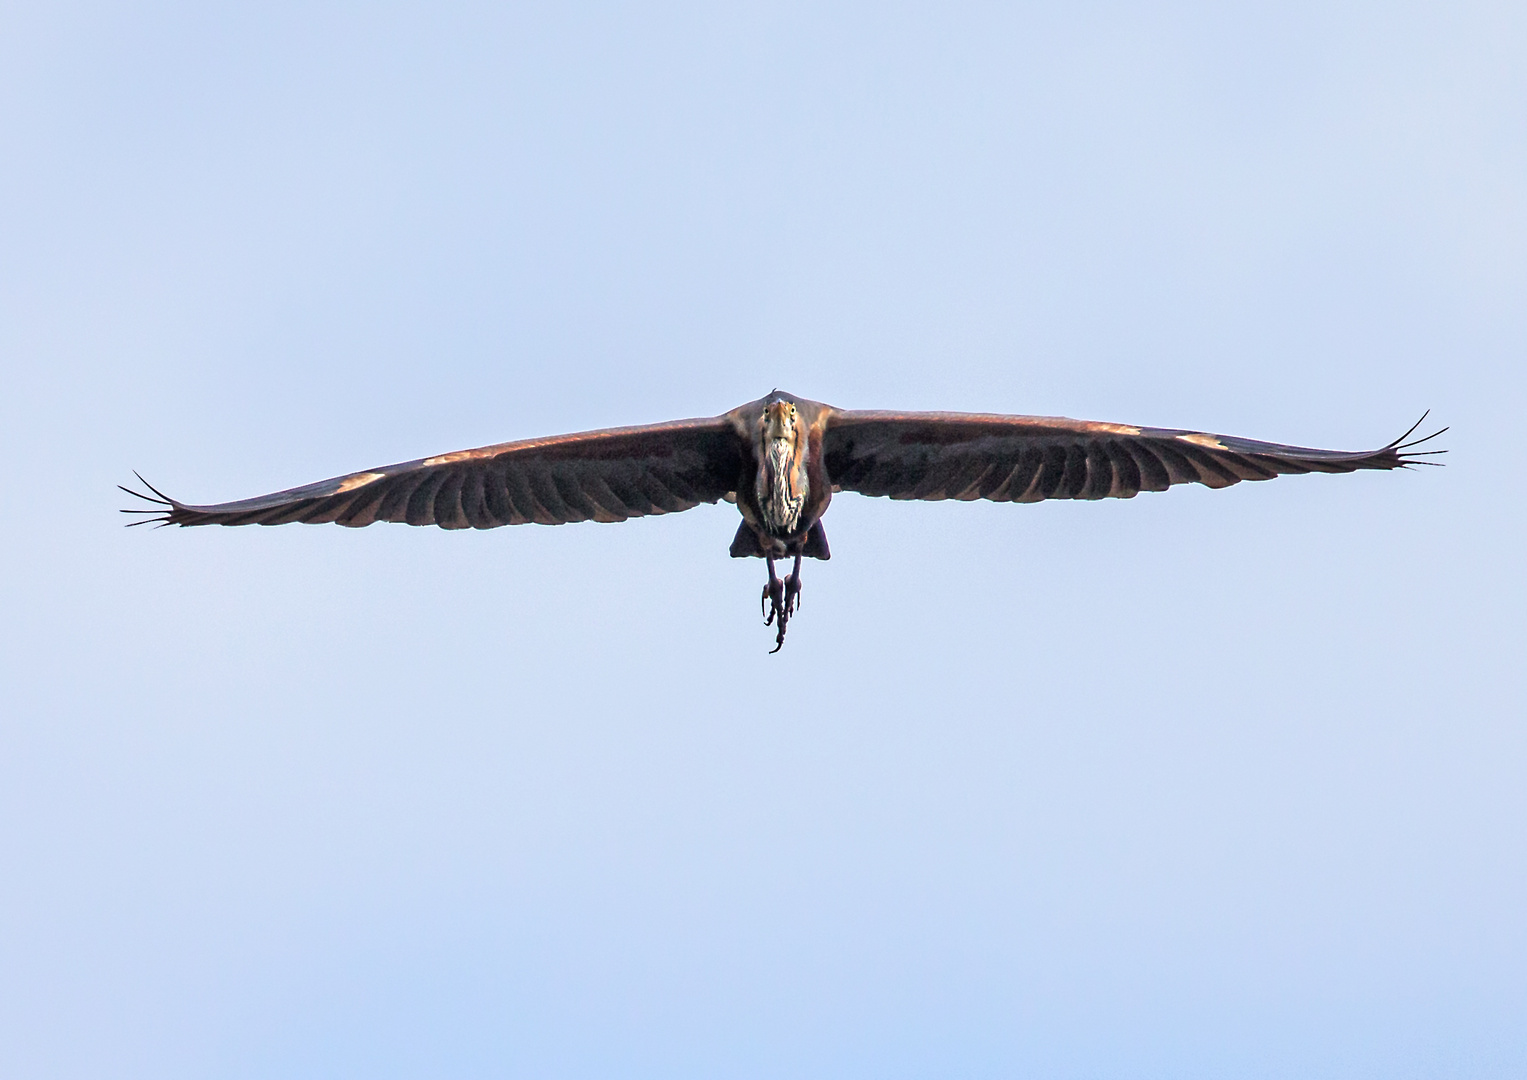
[822,411,1444,502]
[123,417,744,529]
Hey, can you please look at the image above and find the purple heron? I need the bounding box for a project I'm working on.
[123,391,1444,651]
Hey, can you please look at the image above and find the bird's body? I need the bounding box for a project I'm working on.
[124,391,1443,650]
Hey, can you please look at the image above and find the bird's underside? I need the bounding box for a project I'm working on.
[123,391,1444,651]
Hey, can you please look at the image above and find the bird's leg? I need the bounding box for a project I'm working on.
[783,553,802,617]
[762,555,785,625]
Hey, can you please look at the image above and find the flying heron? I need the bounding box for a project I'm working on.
[123,391,1444,651]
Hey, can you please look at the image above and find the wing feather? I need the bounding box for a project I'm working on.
[1106,440,1140,498]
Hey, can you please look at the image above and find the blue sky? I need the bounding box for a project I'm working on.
[1,2,1523,1076]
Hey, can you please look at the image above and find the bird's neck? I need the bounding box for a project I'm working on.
[757,434,809,534]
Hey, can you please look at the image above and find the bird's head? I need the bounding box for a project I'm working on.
[761,398,800,444]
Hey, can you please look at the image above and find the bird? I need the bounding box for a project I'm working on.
[122,391,1445,651]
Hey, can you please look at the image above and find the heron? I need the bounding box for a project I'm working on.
[122,391,1444,651]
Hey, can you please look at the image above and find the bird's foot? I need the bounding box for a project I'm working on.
[766,573,803,653]
[762,576,785,625]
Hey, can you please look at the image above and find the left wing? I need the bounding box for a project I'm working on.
[821,411,1444,502]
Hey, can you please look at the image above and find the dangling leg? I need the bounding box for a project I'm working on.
[767,554,804,653]
[762,555,785,624]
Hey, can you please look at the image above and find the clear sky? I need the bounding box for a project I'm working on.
[1,2,1523,1077]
